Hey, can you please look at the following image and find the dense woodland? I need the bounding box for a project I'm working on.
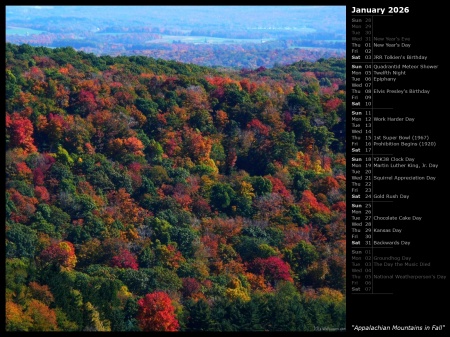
[7,33,345,69]
[5,43,346,331]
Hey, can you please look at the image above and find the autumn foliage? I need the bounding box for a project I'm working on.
[110,249,139,270]
[39,241,77,270]
[6,112,37,153]
[5,43,345,332]
[137,292,180,331]
[250,256,294,284]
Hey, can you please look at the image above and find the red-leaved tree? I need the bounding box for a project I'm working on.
[6,112,37,153]
[137,292,179,331]
[110,248,139,270]
[39,241,77,270]
[250,256,293,286]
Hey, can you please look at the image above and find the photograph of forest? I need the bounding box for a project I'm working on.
[5,6,346,331]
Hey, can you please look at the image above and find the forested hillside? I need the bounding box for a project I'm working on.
[5,43,346,331]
